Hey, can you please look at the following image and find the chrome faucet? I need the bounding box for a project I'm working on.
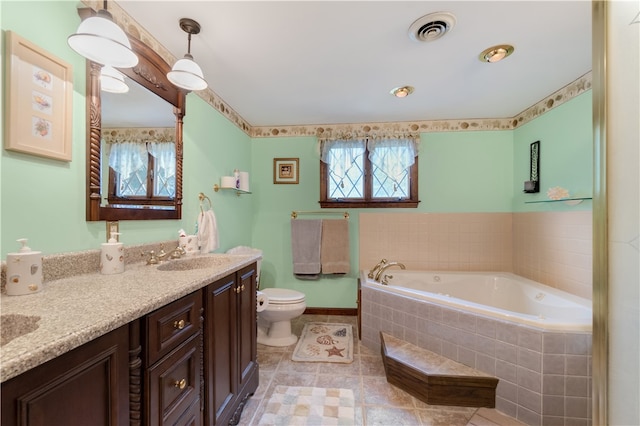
[368,259,388,279]
[374,261,405,282]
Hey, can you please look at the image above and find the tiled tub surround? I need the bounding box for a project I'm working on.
[0,245,261,382]
[361,286,592,426]
[359,211,592,300]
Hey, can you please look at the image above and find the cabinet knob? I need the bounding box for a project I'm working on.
[174,378,187,390]
[234,286,241,294]
[173,319,186,330]
[240,284,245,292]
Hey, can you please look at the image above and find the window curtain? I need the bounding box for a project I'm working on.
[320,139,365,178]
[367,138,418,182]
[107,141,147,177]
[319,130,419,182]
[148,142,175,177]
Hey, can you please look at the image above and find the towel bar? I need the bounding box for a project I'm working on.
[291,210,349,219]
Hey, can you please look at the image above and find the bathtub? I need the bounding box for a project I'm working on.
[361,270,592,332]
[360,269,593,424]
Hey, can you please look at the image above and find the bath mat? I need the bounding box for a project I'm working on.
[292,322,354,364]
[257,386,355,425]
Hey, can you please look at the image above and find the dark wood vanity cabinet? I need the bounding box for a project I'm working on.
[1,262,258,426]
[204,264,259,425]
[1,325,130,426]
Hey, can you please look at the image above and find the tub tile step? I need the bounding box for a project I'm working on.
[380,332,498,408]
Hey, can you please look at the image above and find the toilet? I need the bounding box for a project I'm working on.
[226,246,306,347]
[257,287,306,346]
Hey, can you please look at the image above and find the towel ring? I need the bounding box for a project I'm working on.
[198,192,212,213]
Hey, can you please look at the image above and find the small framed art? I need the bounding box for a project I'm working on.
[4,31,73,161]
[273,158,299,184]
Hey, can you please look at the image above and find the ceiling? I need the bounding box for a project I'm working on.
[115,1,592,128]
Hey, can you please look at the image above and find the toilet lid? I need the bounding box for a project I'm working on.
[261,288,305,304]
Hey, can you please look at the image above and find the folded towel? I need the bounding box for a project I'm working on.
[320,219,350,274]
[198,209,219,254]
[291,219,322,278]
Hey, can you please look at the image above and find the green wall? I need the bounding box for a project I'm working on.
[513,91,593,212]
[250,131,514,308]
[0,1,252,257]
[1,2,593,310]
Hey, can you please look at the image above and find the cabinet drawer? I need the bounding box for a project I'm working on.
[146,333,201,426]
[146,291,202,365]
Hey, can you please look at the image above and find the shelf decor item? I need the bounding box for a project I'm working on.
[523,140,540,193]
[274,158,299,184]
[4,31,73,161]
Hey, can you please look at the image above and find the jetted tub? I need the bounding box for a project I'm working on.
[360,269,593,423]
[362,270,592,332]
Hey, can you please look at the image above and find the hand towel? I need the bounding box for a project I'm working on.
[320,219,350,274]
[291,219,322,279]
[198,209,219,254]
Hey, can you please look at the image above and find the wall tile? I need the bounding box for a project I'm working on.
[518,366,542,393]
[543,333,566,354]
[518,348,542,372]
[543,374,565,396]
[543,354,566,374]
[518,387,542,413]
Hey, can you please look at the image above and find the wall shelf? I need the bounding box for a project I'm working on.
[525,197,592,206]
[213,184,251,196]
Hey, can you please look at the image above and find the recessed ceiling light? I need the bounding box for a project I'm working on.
[390,86,414,98]
[479,44,515,63]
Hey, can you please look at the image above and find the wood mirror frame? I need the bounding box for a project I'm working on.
[86,33,185,221]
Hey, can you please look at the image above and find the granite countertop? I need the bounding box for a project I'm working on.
[0,253,260,383]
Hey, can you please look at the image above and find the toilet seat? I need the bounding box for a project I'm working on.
[261,288,305,304]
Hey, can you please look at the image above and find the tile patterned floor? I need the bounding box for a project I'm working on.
[238,314,526,426]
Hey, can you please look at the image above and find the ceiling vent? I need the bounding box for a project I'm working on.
[408,12,456,42]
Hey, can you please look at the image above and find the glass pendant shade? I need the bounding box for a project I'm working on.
[167,55,208,91]
[100,66,129,93]
[68,10,138,68]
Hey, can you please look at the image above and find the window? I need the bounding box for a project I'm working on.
[320,138,419,208]
[107,141,176,206]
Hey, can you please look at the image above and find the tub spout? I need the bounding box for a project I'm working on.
[374,261,405,282]
[367,259,388,279]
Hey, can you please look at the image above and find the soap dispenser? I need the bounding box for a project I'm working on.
[6,238,43,296]
[101,232,124,275]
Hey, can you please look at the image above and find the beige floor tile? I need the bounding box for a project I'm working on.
[238,315,523,426]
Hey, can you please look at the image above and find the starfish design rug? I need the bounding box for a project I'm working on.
[257,386,355,425]
[292,322,353,364]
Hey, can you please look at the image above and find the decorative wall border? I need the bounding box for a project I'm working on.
[251,72,592,138]
[90,1,591,139]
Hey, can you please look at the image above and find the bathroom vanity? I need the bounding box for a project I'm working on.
[0,253,259,426]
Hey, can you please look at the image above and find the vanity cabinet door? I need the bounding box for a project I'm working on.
[236,265,258,395]
[203,263,259,426]
[204,273,237,425]
[1,325,129,426]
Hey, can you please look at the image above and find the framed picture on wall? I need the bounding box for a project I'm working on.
[273,158,299,184]
[4,31,73,161]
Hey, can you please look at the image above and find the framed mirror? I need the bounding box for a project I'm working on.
[86,31,185,221]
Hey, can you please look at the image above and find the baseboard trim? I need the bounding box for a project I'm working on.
[303,307,357,316]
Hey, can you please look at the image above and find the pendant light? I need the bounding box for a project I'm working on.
[167,18,208,92]
[68,0,138,68]
[100,66,129,93]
